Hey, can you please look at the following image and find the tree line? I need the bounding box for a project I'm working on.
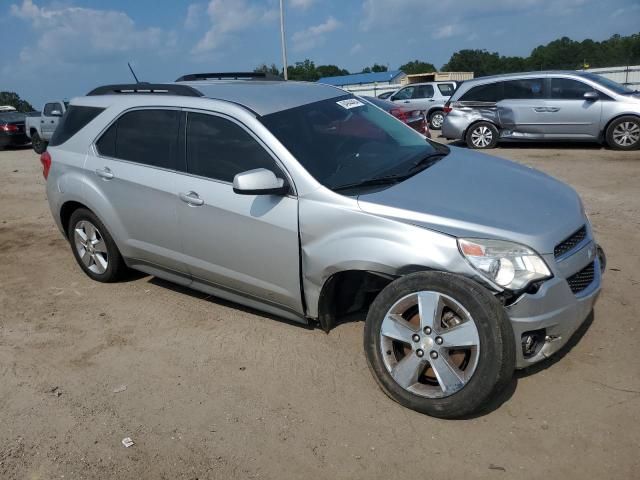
[256,32,640,81]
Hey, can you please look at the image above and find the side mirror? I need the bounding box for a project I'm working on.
[50,110,62,117]
[583,91,599,101]
[233,168,288,195]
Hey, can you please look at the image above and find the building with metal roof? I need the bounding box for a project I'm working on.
[317,70,406,87]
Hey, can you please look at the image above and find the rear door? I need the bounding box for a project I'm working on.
[542,77,603,139]
[174,110,302,313]
[42,102,64,140]
[498,78,547,137]
[87,108,188,277]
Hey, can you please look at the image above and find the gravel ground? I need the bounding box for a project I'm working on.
[1,141,639,479]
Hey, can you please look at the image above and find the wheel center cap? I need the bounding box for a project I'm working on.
[419,336,434,350]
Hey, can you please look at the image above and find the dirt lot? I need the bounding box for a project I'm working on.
[1,141,639,479]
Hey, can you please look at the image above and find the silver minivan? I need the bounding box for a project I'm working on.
[389,81,458,129]
[43,75,604,418]
[442,71,640,150]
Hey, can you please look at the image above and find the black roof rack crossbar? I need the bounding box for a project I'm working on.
[87,84,203,97]
[175,72,283,82]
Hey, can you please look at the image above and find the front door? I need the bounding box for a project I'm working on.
[42,102,63,139]
[174,111,302,313]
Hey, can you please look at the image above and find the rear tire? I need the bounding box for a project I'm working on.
[465,121,499,149]
[32,132,47,154]
[428,110,445,130]
[67,208,128,282]
[606,116,640,150]
[363,271,515,419]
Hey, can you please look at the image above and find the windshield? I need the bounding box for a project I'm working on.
[580,72,635,95]
[260,95,444,190]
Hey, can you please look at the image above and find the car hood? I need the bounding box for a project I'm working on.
[357,147,585,254]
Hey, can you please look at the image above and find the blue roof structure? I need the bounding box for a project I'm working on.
[317,70,405,86]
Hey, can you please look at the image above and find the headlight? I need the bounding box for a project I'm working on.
[458,238,552,290]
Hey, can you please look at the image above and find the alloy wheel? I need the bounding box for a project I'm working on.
[430,112,444,129]
[73,220,109,274]
[379,291,480,398]
[471,126,493,148]
[612,121,640,147]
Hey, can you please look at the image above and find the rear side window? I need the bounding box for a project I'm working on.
[95,109,180,170]
[460,82,504,102]
[186,112,278,183]
[437,83,455,96]
[413,85,434,99]
[550,78,593,99]
[50,106,104,147]
[503,79,545,100]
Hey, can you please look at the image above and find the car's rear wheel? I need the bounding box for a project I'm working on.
[31,132,47,154]
[68,208,127,282]
[465,121,499,149]
[606,116,640,150]
[429,110,445,130]
[364,271,515,419]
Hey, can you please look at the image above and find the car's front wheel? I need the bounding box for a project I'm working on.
[364,271,515,418]
[606,116,640,150]
[465,121,499,149]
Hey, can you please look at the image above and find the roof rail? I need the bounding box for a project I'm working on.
[175,72,283,82]
[87,83,203,97]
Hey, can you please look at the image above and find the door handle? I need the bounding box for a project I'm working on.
[95,167,114,180]
[179,191,204,206]
[403,100,410,103]
[534,107,560,113]
[546,107,560,112]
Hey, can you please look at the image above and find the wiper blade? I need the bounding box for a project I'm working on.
[408,152,447,173]
[331,174,410,192]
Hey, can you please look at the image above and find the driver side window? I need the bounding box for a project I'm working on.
[393,87,414,101]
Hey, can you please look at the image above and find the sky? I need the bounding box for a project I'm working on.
[1,0,639,109]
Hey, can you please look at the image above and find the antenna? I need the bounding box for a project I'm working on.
[128,62,140,84]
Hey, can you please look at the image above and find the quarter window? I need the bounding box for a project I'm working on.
[50,106,104,147]
[550,78,593,99]
[186,112,279,183]
[437,83,455,96]
[460,82,504,102]
[503,79,545,99]
[95,109,180,170]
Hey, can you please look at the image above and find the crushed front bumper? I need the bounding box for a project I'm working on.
[506,242,603,369]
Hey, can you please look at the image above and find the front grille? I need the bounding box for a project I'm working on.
[567,261,595,294]
[554,226,587,258]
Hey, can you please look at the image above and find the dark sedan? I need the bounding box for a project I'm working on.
[363,96,431,138]
[0,112,30,149]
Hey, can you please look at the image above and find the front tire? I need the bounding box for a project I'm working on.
[364,271,515,419]
[67,208,127,282]
[606,116,640,150]
[429,110,445,130]
[465,121,499,149]
[31,132,47,154]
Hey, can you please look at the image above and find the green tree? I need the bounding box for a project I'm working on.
[316,64,349,78]
[362,63,388,73]
[399,60,436,75]
[254,63,281,76]
[0,91,35,112]
[287,59,320,81]
[441,49,503,76]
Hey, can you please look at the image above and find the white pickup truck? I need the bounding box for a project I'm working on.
[25,100,68,153]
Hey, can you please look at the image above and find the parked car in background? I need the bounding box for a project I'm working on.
[1,105,18,112]
[442,71,640,150]
[0,111,30,150]
[377,91,394,100]
[389,81,459,129]
[42,74,604,418]
[363,96,431,137]
[25,100,68,153]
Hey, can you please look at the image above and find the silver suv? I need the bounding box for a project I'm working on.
[442,71,640,150]
[43,73,604,418]
[389,81,458,129]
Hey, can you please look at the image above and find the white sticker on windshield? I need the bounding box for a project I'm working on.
[336,98,365,109]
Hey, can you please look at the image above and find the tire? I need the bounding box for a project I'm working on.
[67,208,127,282]
[363,271,515,419]
[428,110,445,130]
[465,121,499,149]
[32,132,47,154]
[606,116,640,151]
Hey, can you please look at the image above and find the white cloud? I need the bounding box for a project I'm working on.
[185,3,205,30]
[290,0,316,9]
[291,16,340,52]
[432,24,459,40]
[193,0,276,54]
[10,0,167,65]
[350,43,363,55]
